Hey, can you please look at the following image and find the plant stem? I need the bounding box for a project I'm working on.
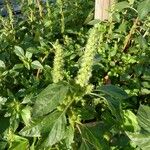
[123,17,139,52]
[36,54,49,79]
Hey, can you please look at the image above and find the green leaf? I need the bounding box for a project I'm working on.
[104,96,124,122]
[84,9,94,24]
[141,82,150,89]
[33,82,69,117]
[115,1,130,12]
[137,0,150,19]
[20,111,61,137]
[31,60,43,69]
[21,106,31,126]
[88,19,101,25]
[0,96,7,110]
[0,60,5,69]
[65,126,74,149]
[44,114,66,146]
[79,124,103,150]
[9,135,29,150]
[27,47,40,54]
[97,84,128,100]
[127,132,150,150]
[78,106,96,121]
[25,51,32,60]
[96,85,126,122]
[123,110,140,132]
[12,64,24,70]
[14,46,25,58]
[126,105,150,150]
[140,88,150,95]
[137,105,150,133]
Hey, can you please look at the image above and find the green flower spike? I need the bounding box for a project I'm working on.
[52,40,64,83]
[76,24,100,87]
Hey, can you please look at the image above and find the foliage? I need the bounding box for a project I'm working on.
[0,0,150,149]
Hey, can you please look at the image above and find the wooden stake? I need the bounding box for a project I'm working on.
[95,0,114,21]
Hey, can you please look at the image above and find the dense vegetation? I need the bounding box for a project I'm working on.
[0,0,150,149]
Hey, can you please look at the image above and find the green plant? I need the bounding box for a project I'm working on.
[0,0,150,149]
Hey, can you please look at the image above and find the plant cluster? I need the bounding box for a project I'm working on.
[0,0,150,149]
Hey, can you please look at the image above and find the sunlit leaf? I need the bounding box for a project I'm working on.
[137,105,150,133]
[21,106,31,126]
[14,46,25,58]
[65,125,74,149]
[123,110,140,132]
[137,0,150,19]
[97,85,128,100]
[9,135,29,150]
[20,111,61,137]
[31,60,43,69]
[33,82,69,117]
[127,132,150,150]
[44,113,67,146]
[114,1,130,12]
[0,60,5,69]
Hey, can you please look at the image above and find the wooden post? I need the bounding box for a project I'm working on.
[95,0,114,21]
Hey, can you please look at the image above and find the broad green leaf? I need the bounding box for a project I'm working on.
[84,9,94,24]
[9,135,29,150]
[14,46,25,58]
[96,85,125,122]
[20,111,61,137]
[115,1,130,12]
[104,96,124,122]
[123,110,140,132]
[78,106,96,121]
[97,85,128,100]
[22,93,33,104]
[44,114,66,146]
[79,124,103,150]
[31,60,43,69]
[127,132,150,150]
[12,64,24,70]
[137,105,150,133]
[21,106,31,126]
[137,0,150,19]
[65,126,74,149]
[33,82,69,117]
[10,141,28,150]
[126,105,150,150]
[27,47,40,54]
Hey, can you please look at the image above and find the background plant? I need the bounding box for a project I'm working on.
[0,0,150,149]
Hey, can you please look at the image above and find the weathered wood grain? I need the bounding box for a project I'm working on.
[95,0,114,21]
